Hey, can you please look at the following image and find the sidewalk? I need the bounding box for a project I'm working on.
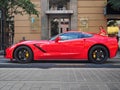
[0,50,4,55]
[114,51,120,58]
[0,68,120,90]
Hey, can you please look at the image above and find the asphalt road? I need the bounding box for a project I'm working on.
[0,56,120,68]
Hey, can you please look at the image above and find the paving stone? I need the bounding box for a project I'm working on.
[0,68,120,90]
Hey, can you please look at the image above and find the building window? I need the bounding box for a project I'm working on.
[49,0,70,10]
[106,0,120,15]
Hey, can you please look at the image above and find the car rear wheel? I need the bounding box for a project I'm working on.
[14,46,33,63]
[89,45,109,64]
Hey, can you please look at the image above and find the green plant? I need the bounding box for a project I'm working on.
[108,0,120,11]
[0,0,39,46]
[0,0,39,18]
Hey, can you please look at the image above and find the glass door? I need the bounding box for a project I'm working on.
[50,17,70,37]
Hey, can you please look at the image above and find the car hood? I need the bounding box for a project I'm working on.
[18,40,50,45]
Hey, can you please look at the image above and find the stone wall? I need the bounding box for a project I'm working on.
[77,0,107,33]
[14,0,41,43]
[14,0,107,43]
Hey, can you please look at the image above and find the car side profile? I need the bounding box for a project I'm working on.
[5,31,118,64]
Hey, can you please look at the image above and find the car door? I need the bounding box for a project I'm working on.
[59,39,85,59]
[42,32,85,59]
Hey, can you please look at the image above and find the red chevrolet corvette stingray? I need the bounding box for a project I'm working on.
[5,31,118,64]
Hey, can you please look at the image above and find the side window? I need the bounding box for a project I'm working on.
[60,33,81,41]
[82,33,93,38]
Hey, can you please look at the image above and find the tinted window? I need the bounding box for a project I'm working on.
[60,32,83,40]
[50,35,59,41]
[50,32,93,41]
[60,33,75,40]
[82,33,93,38]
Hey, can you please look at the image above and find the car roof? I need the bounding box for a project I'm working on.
[64,31,91,34]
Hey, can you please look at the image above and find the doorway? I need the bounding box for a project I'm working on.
[49,17,70,37]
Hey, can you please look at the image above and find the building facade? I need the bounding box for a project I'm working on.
[14,0,107,43]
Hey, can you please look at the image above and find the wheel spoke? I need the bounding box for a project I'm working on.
[14,46,33,63]
[89,45,108,64]
[92,48,105,61]
[17,49,29,61]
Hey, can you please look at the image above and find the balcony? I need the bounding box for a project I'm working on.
[46,1,73,15]
[46,10,73,15]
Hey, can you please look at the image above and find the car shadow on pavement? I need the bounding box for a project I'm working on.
[1,58,120,69]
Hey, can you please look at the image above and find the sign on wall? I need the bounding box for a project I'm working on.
[30,16,40,30]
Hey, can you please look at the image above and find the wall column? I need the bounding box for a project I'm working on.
[41,0,49,40]
[70,0,78,30]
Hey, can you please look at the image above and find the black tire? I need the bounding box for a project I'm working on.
[89,45,109,64]
[14,46,33,63]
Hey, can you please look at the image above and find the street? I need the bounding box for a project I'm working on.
[0,57,120,90]
[0,55,120,68]
[0,56,120,90]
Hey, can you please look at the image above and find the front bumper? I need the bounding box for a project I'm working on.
[4,47,14,59]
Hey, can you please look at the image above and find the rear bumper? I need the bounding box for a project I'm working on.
[109,45,118,58]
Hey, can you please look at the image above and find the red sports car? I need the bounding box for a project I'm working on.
[5,31,118,64]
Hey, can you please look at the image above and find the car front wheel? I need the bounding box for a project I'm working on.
[14,46,33,63]
[89,45,109,64]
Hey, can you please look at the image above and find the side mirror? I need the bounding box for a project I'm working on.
[55,36,61,43]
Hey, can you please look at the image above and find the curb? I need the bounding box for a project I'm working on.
[115,52,120,59]
[0,50,4,56]
[0,55,4,58]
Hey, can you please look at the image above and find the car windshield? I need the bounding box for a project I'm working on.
[49,34,60,41]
